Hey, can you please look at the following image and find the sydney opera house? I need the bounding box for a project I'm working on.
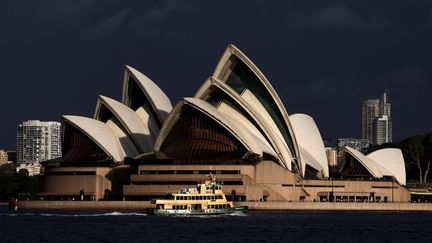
[41,45,410,202]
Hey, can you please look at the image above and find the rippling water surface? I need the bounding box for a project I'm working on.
[1,205,431,242]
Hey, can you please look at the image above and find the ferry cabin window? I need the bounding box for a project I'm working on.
[174,205,185,209]
[187,196,191,200]
[175,205,183,209]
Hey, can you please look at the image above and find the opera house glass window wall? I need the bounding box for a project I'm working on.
[160,106,246,163]
[223,56,296,157]
[40,44,410,202]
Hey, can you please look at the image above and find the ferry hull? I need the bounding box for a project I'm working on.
[147,207,247,216]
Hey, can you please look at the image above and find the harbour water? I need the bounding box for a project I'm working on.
[1,205,431,242]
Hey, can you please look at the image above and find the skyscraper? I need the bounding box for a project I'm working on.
[361,90,392,145]
[16,120,62,163]
[362,99,380,143]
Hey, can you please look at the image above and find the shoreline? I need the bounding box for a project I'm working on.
[14,200,432,212]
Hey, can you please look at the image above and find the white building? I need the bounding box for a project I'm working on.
[17,120,62,163]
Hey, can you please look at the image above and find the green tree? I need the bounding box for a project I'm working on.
[400,135,426,183]
[0,165,16,201]
[0,164,40,201]
[422,133,432,183]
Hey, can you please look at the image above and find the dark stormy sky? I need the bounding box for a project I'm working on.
[1,0,431,149]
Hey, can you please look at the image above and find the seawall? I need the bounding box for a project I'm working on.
[235,201,432,212]
[18,200,432,212]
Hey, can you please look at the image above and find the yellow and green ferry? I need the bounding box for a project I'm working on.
[147,175,247,216]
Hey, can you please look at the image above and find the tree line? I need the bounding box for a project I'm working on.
[0,164,40,202]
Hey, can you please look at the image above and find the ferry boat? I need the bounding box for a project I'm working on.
[147,175,247,216]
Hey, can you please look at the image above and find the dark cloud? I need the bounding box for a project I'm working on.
[305,76,361,101]
[300,3,389,29]
[81,9,130,41]
[128,0,189,38]
[0,0,431,149]
[381,66,428,96]
[301,4,366,28]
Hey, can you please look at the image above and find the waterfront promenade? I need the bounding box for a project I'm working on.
[17,200,432,212]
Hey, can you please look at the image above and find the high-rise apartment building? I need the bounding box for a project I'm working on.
[16,120,62,163]
[361,90,392,145]
[373,115,392,145]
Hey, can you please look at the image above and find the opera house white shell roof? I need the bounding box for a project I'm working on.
[122,65,172,125]
[207,45,303,171]
[94,95,154,154]
[290,114,329,177]
[367,148,406,185]
[194,77,288,168]
[61,65,172,163]
[343,146,406,185]
[62,115,124,162]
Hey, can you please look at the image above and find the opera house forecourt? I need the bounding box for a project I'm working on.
[39,44,410,204]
